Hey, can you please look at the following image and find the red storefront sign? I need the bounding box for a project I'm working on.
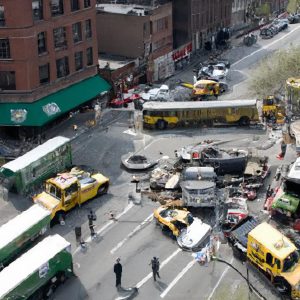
[172,42,192,61]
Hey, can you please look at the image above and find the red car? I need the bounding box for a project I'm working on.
[110,94,140,108]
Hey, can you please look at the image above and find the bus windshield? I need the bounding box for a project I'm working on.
[283,251,300,272]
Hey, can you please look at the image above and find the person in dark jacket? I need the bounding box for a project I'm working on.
[88,210,96,237]
[150,257,160,281]
[277,140,287,160]
[114,258,122,287]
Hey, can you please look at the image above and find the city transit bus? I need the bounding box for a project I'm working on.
[142,100,259,129]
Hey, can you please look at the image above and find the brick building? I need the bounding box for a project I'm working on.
[0,0,110,138]
[96,2,174,83]
[173,0,232,52]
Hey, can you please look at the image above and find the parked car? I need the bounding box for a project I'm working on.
[272,19,288,31]
[260,27,275,39]
[198,63,229,81]
[110,93,140,108]
[288,14,300,24]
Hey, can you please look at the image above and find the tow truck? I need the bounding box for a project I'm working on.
[33,166,109,223]
[228,216,300,299]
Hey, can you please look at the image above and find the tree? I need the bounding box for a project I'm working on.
[255,3,271,17]
[249,46,300,98]
[287,0,300,13]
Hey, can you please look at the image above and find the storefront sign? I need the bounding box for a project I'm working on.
[10,109,27,124]
[43,102,61,116]
[172,43,192,62]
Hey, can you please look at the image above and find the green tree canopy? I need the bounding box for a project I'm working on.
[287,0,300,13]
[249,46,300,98]
[255,3,271,16]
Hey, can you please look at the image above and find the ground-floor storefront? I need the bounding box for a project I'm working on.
[0,75,111,139]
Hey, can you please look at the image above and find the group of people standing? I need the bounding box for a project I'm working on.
[114,256,161,288]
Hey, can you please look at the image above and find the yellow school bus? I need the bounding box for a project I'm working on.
[248,222,300,298]
[142,100,259,129]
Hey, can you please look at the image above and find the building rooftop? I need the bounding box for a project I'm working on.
[96,4,152,15]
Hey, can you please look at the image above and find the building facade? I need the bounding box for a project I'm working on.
[96,2,174,82]
[231,0,249,30]
[173,0,232,52]
[0,0,110,137]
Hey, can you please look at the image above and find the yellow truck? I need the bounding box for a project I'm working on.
[229,217,300,299]
[262,96,285,124]
[33,166,109,224]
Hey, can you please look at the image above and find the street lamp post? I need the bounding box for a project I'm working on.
[211,256,267,300]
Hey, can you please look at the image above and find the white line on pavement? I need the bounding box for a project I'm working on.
[207,256,234,300]
[110,213,153,254]
[73,201,134,255]
[160,259,197,298]
[136,248,182,289]
[232,24,300,68]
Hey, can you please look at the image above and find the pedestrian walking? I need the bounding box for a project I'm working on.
[265,184,274,200]
[88,210,97,238]
[114,258,122,288]
[150,257,160,281]
[277,140,287,160]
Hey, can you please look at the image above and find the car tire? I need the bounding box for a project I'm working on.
[273,277,291,295]
[54,211,65,226]
[238,116,250,126]
[156,119,167,130]
[168,122,176,129]
[97,183,109,196]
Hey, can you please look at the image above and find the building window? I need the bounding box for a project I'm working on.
[56,57,69,78]
[0,71,16,90]
[85,19,92,39]
[51,0,64,17]
[0,6,5,26]
[0,39,10,59]
[86,47,93,66]
[70,0,80,11]
[84,0,91,8]
[53,27,67,49]
[74,51,83,71]
[157,17,168,32]
[32,0,43,21]
[72,22,82,43]
[39,64,50,84]
[37,32,47,54]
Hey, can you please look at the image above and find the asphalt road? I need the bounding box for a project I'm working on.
[50,24,300,300]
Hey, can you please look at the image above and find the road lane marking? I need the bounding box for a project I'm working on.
[136,248,182,289]
[73,201,134,255]
[232,24,300,68]
[110,213,153,254]
[207,256,234,300]
[160,259,197,298]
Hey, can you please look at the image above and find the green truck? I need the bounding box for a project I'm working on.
[0,136,72,194]
[0,234,73,300]
[0,204,51,270]
[271,158,300,221]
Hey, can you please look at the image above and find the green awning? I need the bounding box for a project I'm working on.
[0,75,111,126]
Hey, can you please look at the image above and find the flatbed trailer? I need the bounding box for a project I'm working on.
[0,204,50,269]
[0,136,72,194]
[227,216,259,260]
[0,234,73,300]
